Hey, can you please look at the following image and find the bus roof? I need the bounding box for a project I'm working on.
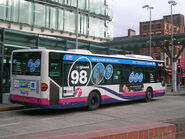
[12,48,164,63]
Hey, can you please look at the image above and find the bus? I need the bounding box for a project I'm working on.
[10,48,166,110]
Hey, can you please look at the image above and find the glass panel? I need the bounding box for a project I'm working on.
[11,0,19,22]
[79,0,85,10]
[50,7,57,29]
[6,0,12,21]
[52,0,59,3]
[4,44,26,55]
[58,9,64,31]
[89,0,105,15]
[12,52,41,76]
[39,37,66,50]
[0,0,6,20]
[64,11,75,33]
[80,15,88,35]
[89,17,105,38]
[58,0,64,4]
[34,3,45,27]
[78,41,89,50]
[19,0,32,25]
[45,6,50,28]
[63,0,70,5]
[67,40,75,49]
[71,0,77,7]
[90,44,107,54]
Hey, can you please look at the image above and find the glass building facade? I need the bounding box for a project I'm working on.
[0,0,114,101]
[0,0,113,39]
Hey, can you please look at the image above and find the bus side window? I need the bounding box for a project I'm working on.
[49,53,62,85]
[121,65,131,83]
[144,68,156,83]
[132,66,144,83]
[63,63,72,86]
[112,65,121,84]
[104,64,121,85]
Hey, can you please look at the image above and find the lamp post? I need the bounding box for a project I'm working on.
[142,5,154,56]
[168,0,177,92]
[76,0,79,49]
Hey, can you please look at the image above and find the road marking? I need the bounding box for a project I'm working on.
[0,122,20,127]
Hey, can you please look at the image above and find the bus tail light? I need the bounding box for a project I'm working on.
[41,83,48,91]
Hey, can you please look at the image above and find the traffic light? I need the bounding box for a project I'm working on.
[177,65,182,74]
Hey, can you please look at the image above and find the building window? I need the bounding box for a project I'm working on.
[151,24,154,30]
[174,27,176,32]
[156,23,161,30]
[143,48,146,55]
[142,24,147,32]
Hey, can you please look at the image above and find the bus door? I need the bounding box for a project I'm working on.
[49,53,62,105]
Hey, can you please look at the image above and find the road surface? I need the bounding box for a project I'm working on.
[0,96,185,138]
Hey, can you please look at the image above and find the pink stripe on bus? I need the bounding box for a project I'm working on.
[10,94,49,105]
[153,90,165,94]
[122,92,146,97]
[59,97,88,103]
[102,89,165,99]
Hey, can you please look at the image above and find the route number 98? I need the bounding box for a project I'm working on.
[71,70,87,85]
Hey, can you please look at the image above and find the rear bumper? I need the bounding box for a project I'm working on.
[10,94,87,109]
[10,94,49,106]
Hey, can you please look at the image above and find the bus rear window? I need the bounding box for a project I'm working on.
[12,52,41,76]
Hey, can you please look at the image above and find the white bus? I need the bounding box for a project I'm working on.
[10,48,166,110]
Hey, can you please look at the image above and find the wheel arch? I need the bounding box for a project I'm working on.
[146,87,153,97]
[88,89,102,103]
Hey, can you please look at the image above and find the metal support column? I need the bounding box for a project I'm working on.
[0,28,5,103]
[75,0,79,50]
[36,34,39,48]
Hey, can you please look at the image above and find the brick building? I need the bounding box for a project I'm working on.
[139,14,185,85]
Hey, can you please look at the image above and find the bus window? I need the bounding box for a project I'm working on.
[112,65,121,84]
[63,63,72,86]
[104,64,121,85]
[12,52,41,76]
[144,68,156,83]
[49,52,62,85]
[121,65,131,83]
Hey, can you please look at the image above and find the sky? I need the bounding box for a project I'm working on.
[113,0,185,37]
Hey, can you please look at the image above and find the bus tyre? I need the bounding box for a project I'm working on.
[88,92,101,110]
[145,88,152,102]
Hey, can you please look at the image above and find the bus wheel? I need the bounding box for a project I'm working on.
[88,92,101,110]
[145,88,153,102]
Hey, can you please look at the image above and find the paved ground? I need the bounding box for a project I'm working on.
[0,95,185,138]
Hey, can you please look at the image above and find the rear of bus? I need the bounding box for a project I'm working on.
[10,49,49,107]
